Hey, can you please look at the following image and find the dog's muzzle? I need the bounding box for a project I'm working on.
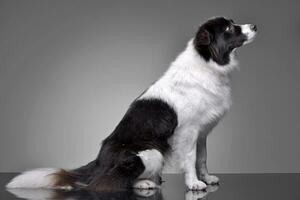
[241,24,257,44]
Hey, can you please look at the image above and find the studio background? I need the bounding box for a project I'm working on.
[0,0,299,173]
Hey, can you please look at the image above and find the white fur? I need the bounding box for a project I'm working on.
[241,24,257,44]
[133,186,158,197]
[137,149,163,179]
[185,190,208,200]
[7,188,57,200]
[133,179,158,189]
[6,168,65,189]
[139,38,237,189]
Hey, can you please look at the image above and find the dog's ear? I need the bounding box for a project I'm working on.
[196,28,211,46]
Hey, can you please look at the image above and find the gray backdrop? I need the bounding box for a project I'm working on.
[0,0,299,173]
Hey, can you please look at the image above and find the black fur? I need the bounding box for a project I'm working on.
[69,98,178,191]
[194,17,248,65]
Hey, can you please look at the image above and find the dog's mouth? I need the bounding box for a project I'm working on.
[241,24,258,45]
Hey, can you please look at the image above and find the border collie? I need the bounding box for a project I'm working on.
[6,17,257,191]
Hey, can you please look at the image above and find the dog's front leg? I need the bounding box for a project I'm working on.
[196,136,219,185]
[183,140,207,190]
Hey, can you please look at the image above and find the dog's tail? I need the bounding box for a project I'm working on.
[6,149,155,191]
[6,168,75,190]
[6,160,97,190]
[5,151,145,192]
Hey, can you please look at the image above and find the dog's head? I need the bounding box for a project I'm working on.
[194,17,257,66]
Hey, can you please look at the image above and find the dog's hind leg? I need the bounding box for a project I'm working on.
[133,149,164,189]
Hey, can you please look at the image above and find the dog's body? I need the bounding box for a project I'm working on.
[139,40,234,190]
[7,17,257,191]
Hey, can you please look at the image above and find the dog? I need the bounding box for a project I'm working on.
[6,17,257,192]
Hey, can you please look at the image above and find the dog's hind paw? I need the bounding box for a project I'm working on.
[133,179,157,190]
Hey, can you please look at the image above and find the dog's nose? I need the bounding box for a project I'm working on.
[250,24,257,32]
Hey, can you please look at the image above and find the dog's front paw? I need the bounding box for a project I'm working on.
[186,180,207,191]
[202,175,219,185]
[185,190,208,200]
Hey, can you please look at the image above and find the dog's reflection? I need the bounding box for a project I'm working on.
[7,185,218,200]
[7,188,163,200]
[185,185,219,200]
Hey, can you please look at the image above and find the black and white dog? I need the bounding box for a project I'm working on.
[7,17,257,191]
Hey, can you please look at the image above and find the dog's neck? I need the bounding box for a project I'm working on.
[152,38,238,95]
[171,38,239,77]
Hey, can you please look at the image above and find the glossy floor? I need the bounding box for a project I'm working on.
[1,173,299,199]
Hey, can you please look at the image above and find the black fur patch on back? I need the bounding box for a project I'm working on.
[73,98,178,191]
[104,98,178,153]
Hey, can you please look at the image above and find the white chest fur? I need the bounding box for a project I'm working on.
[139,39,237,172]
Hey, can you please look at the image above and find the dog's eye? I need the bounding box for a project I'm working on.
[225,25,234,33]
